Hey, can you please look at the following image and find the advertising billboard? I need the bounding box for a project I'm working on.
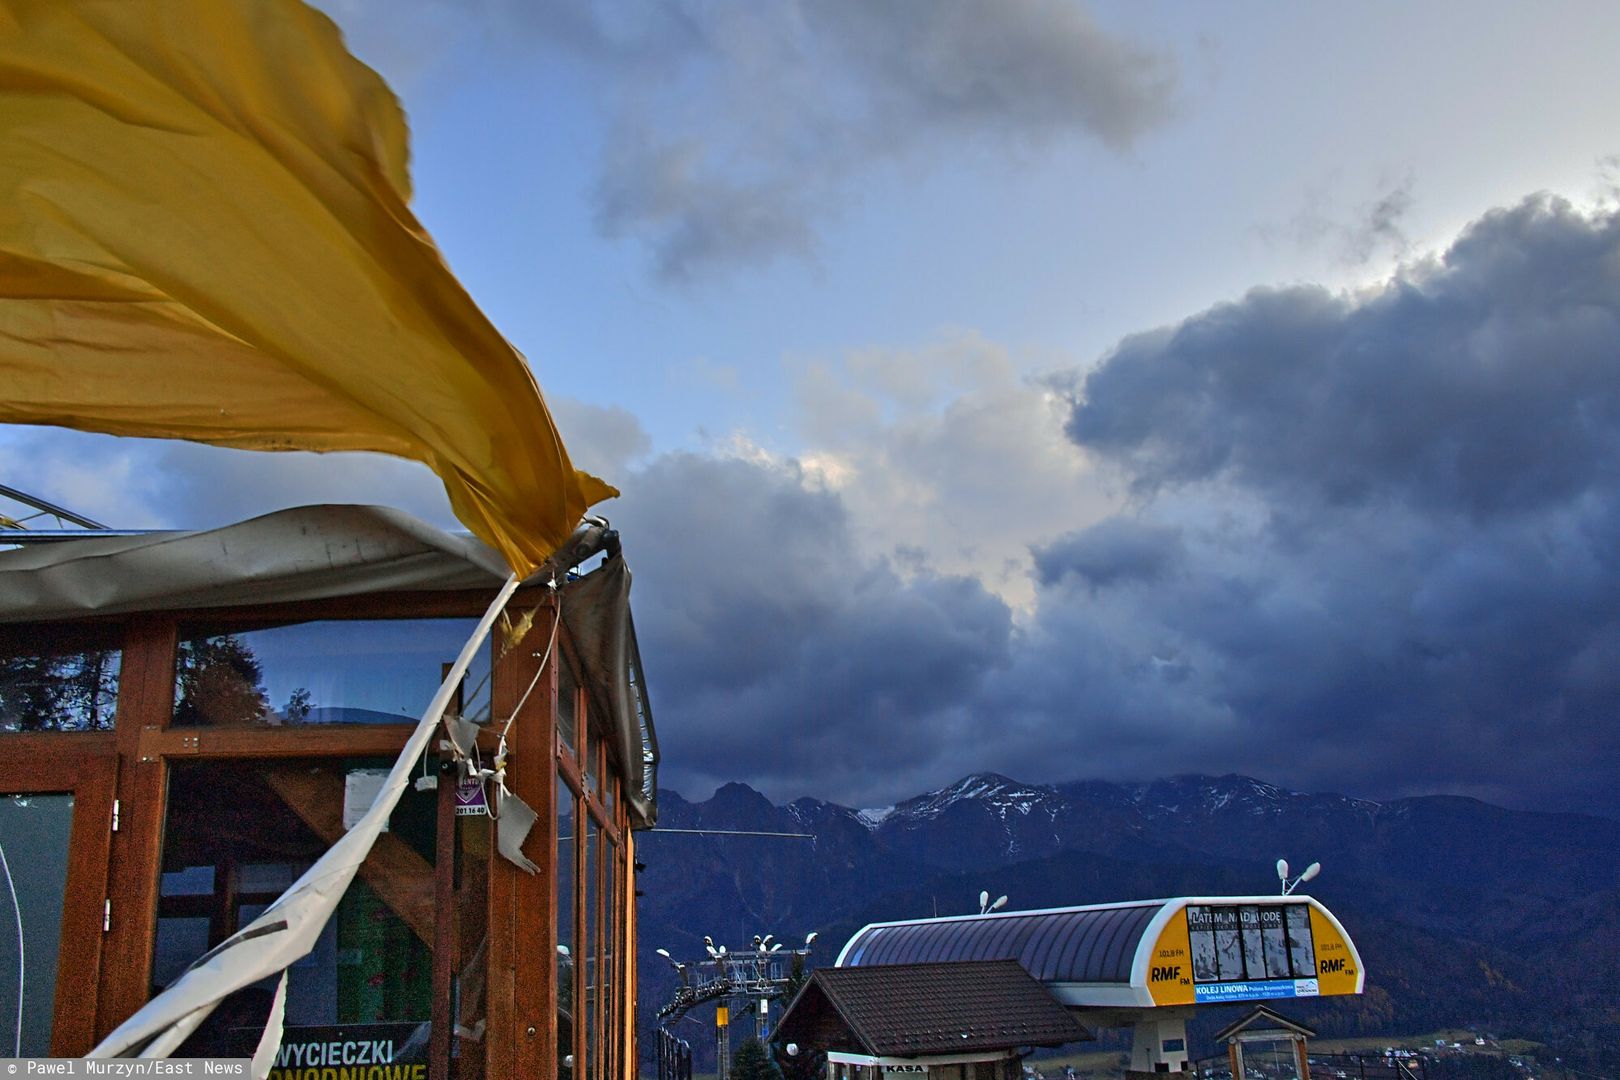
[1146,901,1358,1006]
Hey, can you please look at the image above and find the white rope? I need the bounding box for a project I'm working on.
[0,835,23,1057]
[500,586,562,742]
[453,586,561,822]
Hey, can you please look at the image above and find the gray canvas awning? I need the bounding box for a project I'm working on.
[0,504,657,826]
[0,504,510,619]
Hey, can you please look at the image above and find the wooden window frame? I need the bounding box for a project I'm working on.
[0,734,117,1055]
[3,581,620,1078]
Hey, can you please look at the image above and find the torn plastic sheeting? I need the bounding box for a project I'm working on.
[87,574,519,1065]
[442,714,481,758]
[495,787,542,874]
[0,504,509,622]
[249,972,290,1076]
[560,553,658,828]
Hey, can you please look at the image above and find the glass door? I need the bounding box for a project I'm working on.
[153,757,441,1065]
[0,755,117,1056]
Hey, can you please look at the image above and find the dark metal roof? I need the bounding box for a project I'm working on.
[775,960,1091,1058]
[839,902,1166,985]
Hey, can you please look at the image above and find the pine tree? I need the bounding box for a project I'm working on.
[733,1037,781,1080]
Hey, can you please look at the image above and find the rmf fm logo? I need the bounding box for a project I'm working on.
[1151,965,1182,982]
[1320,958,1349,975]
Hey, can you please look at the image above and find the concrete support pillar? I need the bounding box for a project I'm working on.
[1128,1017,1190,1074]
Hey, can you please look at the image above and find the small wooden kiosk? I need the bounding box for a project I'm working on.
[1213,1007,1315,1080]
[0,504,658,1079]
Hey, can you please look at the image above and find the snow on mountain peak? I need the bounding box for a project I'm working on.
[856,805,895,829]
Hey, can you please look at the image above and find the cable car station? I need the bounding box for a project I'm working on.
[814,895,1364,1076]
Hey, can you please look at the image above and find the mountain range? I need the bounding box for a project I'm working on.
[634,772,1620,1072]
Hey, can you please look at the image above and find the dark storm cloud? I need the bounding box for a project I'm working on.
[1068,198,1620,520]
[1029,196,1620,816]
[606,452,1013,804]
[1032,519,1184,591]
[464,0,1176,280]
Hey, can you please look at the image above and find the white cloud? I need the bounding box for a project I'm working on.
[325,0,1178,281]
[789,331,1119,607]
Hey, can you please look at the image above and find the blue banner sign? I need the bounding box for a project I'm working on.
[1194,978,1320,1003]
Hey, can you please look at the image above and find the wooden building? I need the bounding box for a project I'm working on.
[0,504,658,1078]
[773,959,1091,1080]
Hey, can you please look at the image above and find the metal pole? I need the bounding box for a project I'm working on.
[716,1004,730,1080]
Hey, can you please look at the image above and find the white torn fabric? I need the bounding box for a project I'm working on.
[135,1005,209,1059]
[442,714,482,758]
[249,973,289,1080]
[494,787,542,874]
[86,574,520,1060]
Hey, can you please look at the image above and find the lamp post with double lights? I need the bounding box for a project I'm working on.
[1276,858,1321,895]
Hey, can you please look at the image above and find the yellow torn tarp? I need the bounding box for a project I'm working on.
[0,0,614,575]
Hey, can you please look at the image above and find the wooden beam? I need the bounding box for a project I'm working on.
[259,767,435,945]
[97,615,175,1041]
[506,600,556,1079]
[48,755,116,1055]
[431,768,456,1079]
[136,722,506,761]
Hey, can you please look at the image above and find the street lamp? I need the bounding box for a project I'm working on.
[978,891,1008,915]
[1277,858,1321,895]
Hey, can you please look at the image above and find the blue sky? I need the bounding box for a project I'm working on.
[8,1,1620,814]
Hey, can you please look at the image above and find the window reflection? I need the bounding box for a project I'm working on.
[0,793,74,1054]
[556,780,576,1080]
[1188,904,1318,983]
[584,818,598,1080]
[155,759,436,1055]
[0,627,120,732]
[602,836,616,1080]
[173,619,490,727]
[557,662,578,753]
[453,804,490,1080]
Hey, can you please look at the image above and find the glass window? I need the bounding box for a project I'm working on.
[602,838,616,1080]
[0,793,74,1054]
[173,619,490,727]
[453,800,490,1080]
[582,717,599,799]
[1211,907,1244,981]
[557,662,578,754]
[1191,904,1318,983]
[1260,907,1291,978]
[155,759,436,1059]
[1239,906,1266,980]
[0,626,120,732]
[556,780,576,1080]
[151,916,212,988]
[161,865,215,897]
[1285,905,1316,977]
[584,818,599,1080]
[1187,906,1218,982]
